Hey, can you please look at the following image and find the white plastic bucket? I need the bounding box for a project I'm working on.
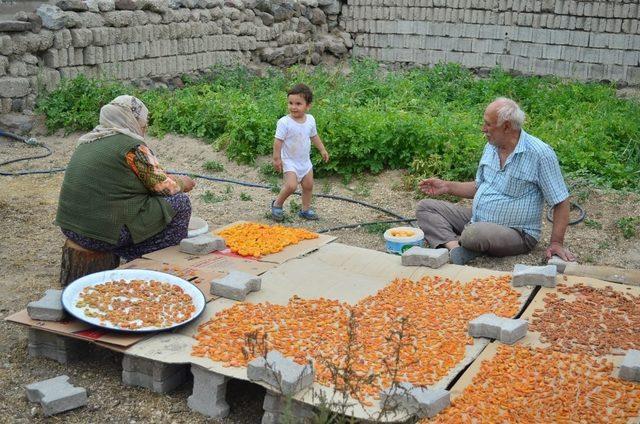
[383,226,425,254]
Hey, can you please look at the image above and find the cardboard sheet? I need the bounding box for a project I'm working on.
[4,309,147,348]
[127,243,534,421]
[119,258,224,302]
[143,245,276,275]
[518,274,640,359]
[212,221,337,264]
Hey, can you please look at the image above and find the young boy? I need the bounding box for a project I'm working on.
[271,83,329,221]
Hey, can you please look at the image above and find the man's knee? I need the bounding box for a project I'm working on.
[459,224,486,251]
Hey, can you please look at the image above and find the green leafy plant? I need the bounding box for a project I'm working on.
[289,199,301,214]
[583,219,603,230]
[203,160,224,173]
[615,216,640,239]
[239,192,253,201]
[39,61,640,191]
[201,190,226,204]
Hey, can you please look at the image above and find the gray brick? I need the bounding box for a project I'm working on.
[512,264,557,287]
[210,270,261,301]
[27,329,86,364]
[122,355,188,393]
[27,289,66,321]
[401,247,449,268]
[187,365,229,418]
[247,351,314,396]
[380,383,450,418]
[26,375,87,416]
[619,350,640,382]
[468,313,528,344]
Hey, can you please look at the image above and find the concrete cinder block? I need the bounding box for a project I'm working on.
[187,364,230,418]
[179,233,226,255]
[25,375,87,416]
[547,255,569,273]
[512,264,557,288]
[380,382,450,418]
[468,313,528,345]
[210,270,261,301]
[247,351,314,396]
[262,390,315,424]
[619,350,640,382]
[27,329,86,364]
[401,246,449,268]
[27,289,66,321]
[122,354,188,393]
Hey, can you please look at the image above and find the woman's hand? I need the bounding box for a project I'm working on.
[177,175,196,193]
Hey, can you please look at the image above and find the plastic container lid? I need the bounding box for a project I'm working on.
[187,216,209,238]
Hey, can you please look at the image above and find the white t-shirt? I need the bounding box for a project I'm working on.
[275,114,317,181]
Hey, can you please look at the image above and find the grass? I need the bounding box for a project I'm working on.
[201,190,226,204]
[37,60,640,191]
[240,192,253,201]
[615,216,640,239]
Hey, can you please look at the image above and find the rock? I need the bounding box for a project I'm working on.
[259,11,273,25]
[0,21,32,32]
[0,78,30,98]
[306,7,325,25]
[255,0,273,14]
[84,0,101,12]
[115,0,138,10]
[56,0,89,11]
[0,112,38,134]
[36,5,66,30]
[271,2,293,22]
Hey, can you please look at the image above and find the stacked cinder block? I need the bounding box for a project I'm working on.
[343,0,640,84]
[0,0,350,114]
[187,364,230,418]
[27,328,87,364]
[122,354,189,393]
[262,390,315,424]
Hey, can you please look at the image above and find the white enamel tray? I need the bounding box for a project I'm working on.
[61,269,206,333]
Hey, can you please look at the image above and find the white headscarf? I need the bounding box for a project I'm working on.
[77,95,149,146]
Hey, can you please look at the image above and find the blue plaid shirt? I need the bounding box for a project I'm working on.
[471,130,569,240]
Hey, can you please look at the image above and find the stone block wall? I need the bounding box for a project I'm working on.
[0,0,351,113]
[343,0,640,84]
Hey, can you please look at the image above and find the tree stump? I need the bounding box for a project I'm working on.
[59,239,120,287]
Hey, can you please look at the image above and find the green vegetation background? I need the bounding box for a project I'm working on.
[37,60,640,191]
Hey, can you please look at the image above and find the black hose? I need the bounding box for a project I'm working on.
[546,202,586,225]
[317,218,417,234]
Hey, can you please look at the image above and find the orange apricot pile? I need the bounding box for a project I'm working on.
[217,222,318,257]
[530,283,640,356]
[430,345,640,423]
[76,279,196,330]
[192,275,520,403]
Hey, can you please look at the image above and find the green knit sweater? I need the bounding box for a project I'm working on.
[56,134,175,244]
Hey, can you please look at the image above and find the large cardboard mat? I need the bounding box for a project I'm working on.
[127,242,533,422]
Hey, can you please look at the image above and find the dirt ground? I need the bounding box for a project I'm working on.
[1,132,639,423]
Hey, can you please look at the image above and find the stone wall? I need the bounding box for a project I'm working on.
[2,0,640,115]
[344,0,640,85]
[0,0,351,113]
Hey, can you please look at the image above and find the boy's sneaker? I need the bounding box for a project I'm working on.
[298,209,319,220]
[271,200,284,222]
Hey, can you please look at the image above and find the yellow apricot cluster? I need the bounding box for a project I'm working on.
[217,222,318,257]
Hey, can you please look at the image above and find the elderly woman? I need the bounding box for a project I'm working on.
[55,95,196,261]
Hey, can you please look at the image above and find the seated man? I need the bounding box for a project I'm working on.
[416,97,576,265]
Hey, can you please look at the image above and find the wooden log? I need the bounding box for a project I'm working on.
[59,239,120,287]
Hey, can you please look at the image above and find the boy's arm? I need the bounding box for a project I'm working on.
[311,135,329,162]
[273,138,284,173]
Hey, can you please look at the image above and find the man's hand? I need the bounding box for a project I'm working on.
[179,175,196,193]
[273,157,283,173]
[546,242,576,262]
[320,149,329,162]
[419,178,449,196]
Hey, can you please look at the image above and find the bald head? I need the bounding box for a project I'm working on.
[482,98,524,147]
[486,97,525,130]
